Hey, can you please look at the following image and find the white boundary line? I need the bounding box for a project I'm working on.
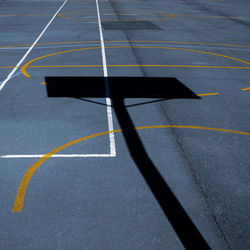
[0,0,116,159]
[95,0,116,157]
[0,0,68,92]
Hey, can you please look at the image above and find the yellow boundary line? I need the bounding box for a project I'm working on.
[175,14,250,19]
[241,87,250,91]
[1,40,250,48]
[1,44,249,94]
[0,14,51,17]
[197,93,219,96]
[1,9,249,21]
[20,46,250,78]
[13,125,250,212]
[28,65,250,69]
[58,9,175,21]
[58,8,250,21]
[1,65,250,70]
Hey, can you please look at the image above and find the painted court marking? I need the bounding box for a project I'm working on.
[197,93,219,96]
[20,46,250,78]
[0,71,21,84]
[12,125,250,212]
[1,40,250,48]
[58,8,175,21]
[95,0,116,157]
[1,44,249,158]
[241,87,250,91]
[1,45,248,158]
[0,0,117,159]
[0,0,68,92]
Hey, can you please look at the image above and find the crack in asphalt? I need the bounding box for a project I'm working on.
[159,100,231,250]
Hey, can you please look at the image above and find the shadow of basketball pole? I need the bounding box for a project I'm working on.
[45,76,210,250]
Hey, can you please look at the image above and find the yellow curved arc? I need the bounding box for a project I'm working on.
[68,13,169,17]
[3,65,250,70]
[26,65,250,69]
[12,129,118,212]
[149,46,250,65]
[1,40,250,48]
[21,46,250,78]
[175,14,250,20]
[59,9,175,21]
[21,46,101,78]
[59,17,174,22]
[60,8,174,15]
[13,125,250,212]
[242,87,250,91]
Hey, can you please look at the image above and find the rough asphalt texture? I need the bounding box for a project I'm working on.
[0,0,249,249]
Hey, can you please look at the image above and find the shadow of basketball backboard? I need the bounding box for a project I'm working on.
[45,76,210,250]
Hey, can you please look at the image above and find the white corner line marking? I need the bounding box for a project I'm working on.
[0,0,68,92]
[0,154,115,159]
[95,0,116,157]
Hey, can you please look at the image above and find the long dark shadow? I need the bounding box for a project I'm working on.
[45,76,210,250]
[112,97,210,250]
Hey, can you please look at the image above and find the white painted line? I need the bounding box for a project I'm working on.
[95,0,116,157]
[0,0,116,159]
[1,154,115,159]
[0,71,21,84]
[0,0,68,92]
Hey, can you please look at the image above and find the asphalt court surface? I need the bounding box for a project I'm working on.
[0,0,250,249]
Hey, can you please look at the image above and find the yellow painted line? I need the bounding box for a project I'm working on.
[21,47,101,78]
[0,14,51,17]
[58,8,250,21]
[1,40,250,48]
[2,65,250,70]
[68,13,169,17]
[60,8,173,14]
[12,130,118,212]
[127,40,250,48]
[65,12,250,20]
[197,93,219,96]
[20,46,250,78]
[13,125,250,212]
[0,41,101,48]
[59,17,174,22]
[241,87,250,91]
[175,14,250,20]
[59,9,175,21]
[0,66,20,69]
[27,65,250,69]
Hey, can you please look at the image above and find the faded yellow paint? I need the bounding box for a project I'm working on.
[1,40,250,49]
[13,125,250,212]
[20,46,250,78]
[241,87,250,91]
[2,65,250,70]
[175,14,250,20]
[197,93,219,96]
[21,47,102,78]
[58,9,175,21]
[26,65,250,69]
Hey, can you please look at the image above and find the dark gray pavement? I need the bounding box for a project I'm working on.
[0,0,250,249]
